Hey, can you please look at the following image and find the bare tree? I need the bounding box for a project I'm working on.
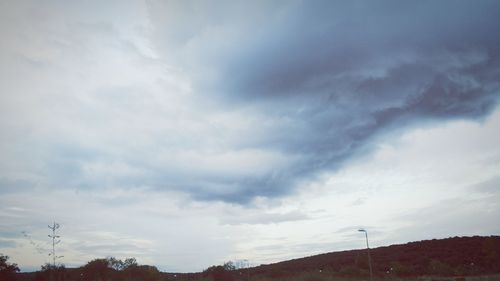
[47,222,63,267]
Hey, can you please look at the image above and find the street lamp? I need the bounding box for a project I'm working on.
[358,229,373,281]
[243,259,250,281]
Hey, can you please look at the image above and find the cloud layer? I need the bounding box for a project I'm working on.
[1,0,500,272]
[1,1,499,204]
[146,0,500,202]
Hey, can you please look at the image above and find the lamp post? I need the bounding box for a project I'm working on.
[358,229,373,281]
[243,259,250,281]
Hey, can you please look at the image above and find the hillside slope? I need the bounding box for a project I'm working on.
[250,236,500,278]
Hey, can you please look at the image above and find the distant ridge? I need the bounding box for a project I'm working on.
[249,236,500,277]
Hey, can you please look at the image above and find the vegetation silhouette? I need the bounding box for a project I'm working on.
[0,254,20,281]
[14,236,500,281]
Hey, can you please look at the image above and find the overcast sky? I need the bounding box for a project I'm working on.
[1,0,500,273]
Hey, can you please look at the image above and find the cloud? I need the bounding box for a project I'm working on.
[1,1,500,206]
[0,239,17,249]
[70,232,154,259]
[143,0,500,203]
[221,210,309,225]
[349,198,366,206]
[389,195,500,243]
[470,176,500,195]
[0,177,35,194]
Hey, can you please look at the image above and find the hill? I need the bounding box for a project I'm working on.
[247,235,500,280]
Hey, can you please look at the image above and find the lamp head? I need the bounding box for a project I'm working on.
[358,229,366,232]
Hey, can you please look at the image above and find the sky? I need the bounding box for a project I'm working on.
[1,0,500,273]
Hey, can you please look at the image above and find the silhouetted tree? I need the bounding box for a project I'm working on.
[107,256,137,271]
[223,261,236,271]
[124,265,162,281]
[78,257,144,281]
[37,263,67,281]
[0,255,19,281]
[81,258,113,281]
[204,265,234,281]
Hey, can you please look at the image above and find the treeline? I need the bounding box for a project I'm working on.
[16,257,166,281]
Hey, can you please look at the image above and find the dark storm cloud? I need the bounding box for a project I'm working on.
[144,0,500,204]
[7,1,496,205]
[206,1,500,99]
